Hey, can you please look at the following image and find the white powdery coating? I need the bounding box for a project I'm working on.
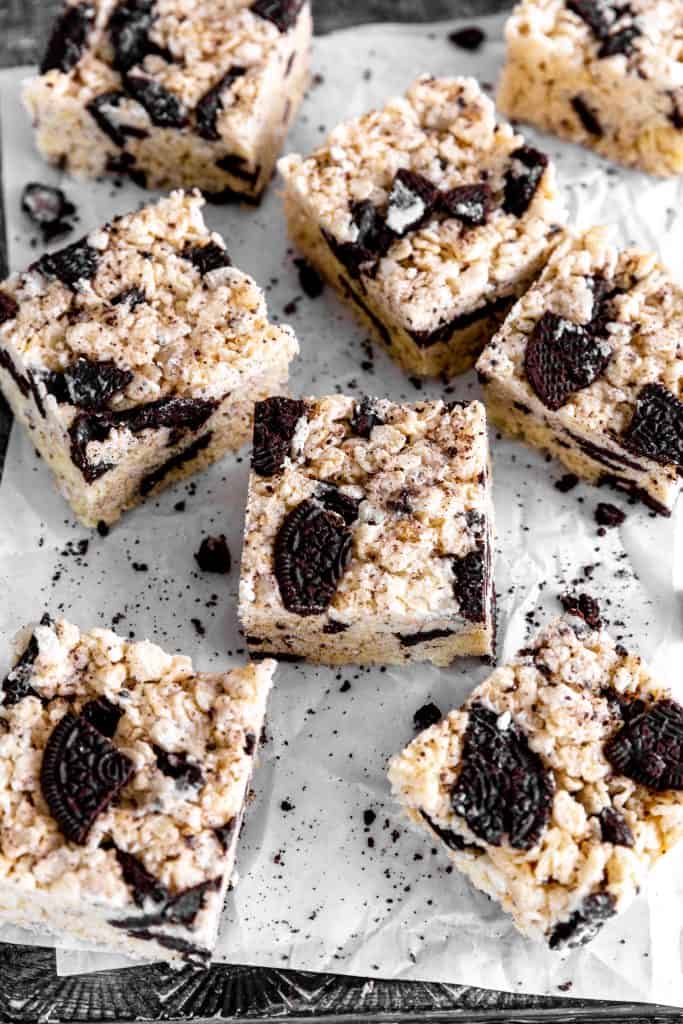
[278,75,565,333]
[389,617,683,942]
[240,395,490,624]
[0,618,275,916]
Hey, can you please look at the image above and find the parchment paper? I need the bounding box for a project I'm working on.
[1,12,683,1004]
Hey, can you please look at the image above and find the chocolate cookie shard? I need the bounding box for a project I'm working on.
[40,713,135,844]
[560,592,602,629]
[1,614,52,706]
[40,1,95,74]
[252,396,306,476]
[440,183,491,227]
[250,0,305,32]
[154,746,205,789]
[385,169,438,236]
[420,810,479,852]
[87,91,150,148]
[524,311,612,411]
[139,432,212,495]
[413,702,443,731]
[181,242,232,275]
[452,548,486,623]
[274,498,352,615]
[21,184,76,241]
[115,848,167,907]
[451,702,554,849]
[399,628,454,648]
[448,26,486,50]
[605,699,683,790]
[81,697,123,738]
[32,237,100,290]
[595,502,625,528]
[503,145,549,217]
[123,76,187,129]
[598,24,641,59]
[350,396,384,439]
[0,292,18,324]
[620,383,683,469]
[549,892,616,950]
[324,200,394,279]
[213,817,236,852]
[566,0,613,39]
[111,286,146,310]
[599,807,634,847]
[194,535,231,574]
[571,95,603,136]
[44,357,133,410]
[196,67,247,140]
[115,876,222,930]
[316,484,361,525]
[108,0,164,73]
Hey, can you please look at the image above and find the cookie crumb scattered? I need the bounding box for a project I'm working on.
[195,535,231,574]
[448,26,486,50]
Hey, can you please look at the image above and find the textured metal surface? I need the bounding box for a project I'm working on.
[0,0,676,1020]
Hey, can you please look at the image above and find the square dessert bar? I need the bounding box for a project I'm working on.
[476,226,683,515]
[497,0,683,176]
[278,75,565,378]
[389,614,683,949]
[23,0,311,201]
[0,189,298,526]
[239,395,495,665]
[0,615,276,966]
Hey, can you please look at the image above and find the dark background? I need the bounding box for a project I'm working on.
[0,1,675,1020]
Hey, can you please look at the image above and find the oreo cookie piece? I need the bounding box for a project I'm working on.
[566,0,613,39]
[81,697,123,738]
[44,357,133,410]
[274,498,352,615]
[139,432,212,496]
[620,383,683,469]
[111,286,147,310]
[385,169,439,236]
[323,200,394,279]
[32,237,100,290]
[439,183,491,227]
[549,892,616,949]
[605,698,683,790]
[114,848,167,907]
[598,807,634,847]
[451,702,554,850]
[108,0,171,73]
[153,746,205,790]
[349,396,384,439]
[196,67,247,140]
[87,91,150,148]
[213,818,236,852]
[195,535,231,574]
[503,146,549,218]
[420,810,480,852]
[560,592,602,629]
[123,75,187,129]
[252,396,306,476]
[413,702,443,732]
[316,484,361,525]
[1,614,53,707]
[40,2,95,74]
[250,0,305,32]
[181,242,231,275]
[452,548,486,623]
[21,184,77,242]
[0,292,18,324]
[524,311,612,411]
[40,712,135,844]
[571,96,603,136]
[448,26,486,50]
[598,24,641,59]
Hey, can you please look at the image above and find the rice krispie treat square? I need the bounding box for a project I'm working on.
[389,614,683,949]
[476,226,683,516]
[278,75,565,378]
[23,0,312,201]
[238,395,495,666]
[497,0,683,177]
[0,189,298,527]
[0,615,276,966]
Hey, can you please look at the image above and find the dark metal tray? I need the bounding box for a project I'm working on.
[0,0,677,1019]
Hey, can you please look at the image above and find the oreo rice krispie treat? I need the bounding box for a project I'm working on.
[389,614,683,949]
[0,615,276,966]
[476,226,683,516]
[239,395,495,665]
[497,0,683,176]
[278,75,565,378]
[23,0,312,201]
[0,189,299,527]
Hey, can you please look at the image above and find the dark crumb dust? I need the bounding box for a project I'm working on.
[448,26,486,50]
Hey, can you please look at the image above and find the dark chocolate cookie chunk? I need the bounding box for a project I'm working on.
[566,0,613,39]
[114,848,167,907]
[21,184,76,242]
[503,146,549,218]
[252,396,306,476]
[40,2,95,74]
[196,67,247,140]
[195,535,231,574]
[439,183,491,227]
[0,292,18,324]
[595,502,626,528]
[549,892,616,949]
[87,91,150,148]
[294,257,325,298]
[399,628,454,648]
[571,95,603,136]
[524,311,612,411]
[452,548,486,623]
[560,592,602,628]
[111,286,147,310]
[598,807,634,847]
[451,703,554,850]
[350,396,384,439]
[598,24,641,58]
[413,702,443,731]
[108,0,169,72]
[41,712,135,844]
[448,26,486,50]
[316,484,361,525]
[181,242,231,275]
[45,357,133,410]
[81,697,123,738]
[153,746,205,790]
[32,237,100,289]
[385,169,439,236]
[123,75,187,129]
[620,382,683,469]
[250,0,305,32]
[323,200,394,279]
[420,810,480,852]
[1,614,52,707]
[274,498,352,615]
[605,698,683,790]
[139,432,212,495]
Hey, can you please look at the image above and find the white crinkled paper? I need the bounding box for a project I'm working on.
[1,12,683,1005]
